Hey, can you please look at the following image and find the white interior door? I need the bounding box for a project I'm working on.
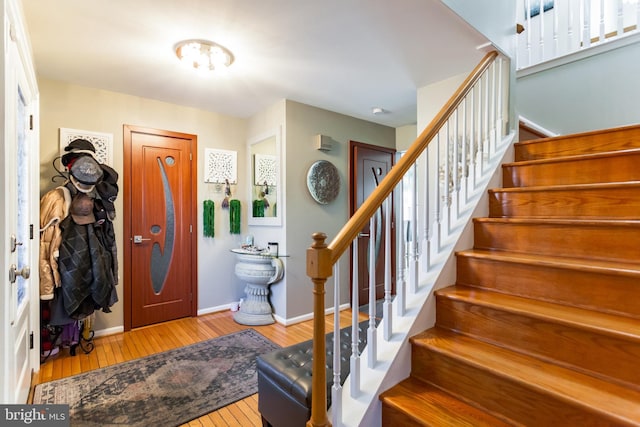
[1,0,40,404]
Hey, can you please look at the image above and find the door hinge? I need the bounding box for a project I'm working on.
[190,224,192,233]
[29,114,34,130]
[30,224,34,240]
[190,152,192,161]
[29,332,34,349]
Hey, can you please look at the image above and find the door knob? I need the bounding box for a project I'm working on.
[9,264,30,283]
[133,235,151,244]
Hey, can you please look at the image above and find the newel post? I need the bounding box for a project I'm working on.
[306,232,333,427]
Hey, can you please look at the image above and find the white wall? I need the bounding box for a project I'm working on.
[38,78,247,332]
[516,36,640,134]
[443,0,517,58]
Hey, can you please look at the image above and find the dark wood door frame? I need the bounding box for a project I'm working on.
[349,140,396,307]
[122,125,198,331]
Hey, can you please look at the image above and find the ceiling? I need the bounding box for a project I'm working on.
[21,0,489,128]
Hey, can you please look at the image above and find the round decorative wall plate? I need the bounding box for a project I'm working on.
[306,160,340,204]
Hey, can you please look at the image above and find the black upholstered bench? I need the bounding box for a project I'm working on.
[257,321,368,427]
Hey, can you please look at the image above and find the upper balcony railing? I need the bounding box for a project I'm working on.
[517,0,640,70]
[305,50,514,427]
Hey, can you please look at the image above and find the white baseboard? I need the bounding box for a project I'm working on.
[93,325,124,338]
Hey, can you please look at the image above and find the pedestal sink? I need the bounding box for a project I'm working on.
[231,249,284,325]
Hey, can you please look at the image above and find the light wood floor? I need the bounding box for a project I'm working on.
[30,309,357,426]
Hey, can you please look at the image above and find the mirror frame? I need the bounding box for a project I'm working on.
[247,126,282,226]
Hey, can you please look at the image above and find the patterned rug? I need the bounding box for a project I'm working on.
[33,329,280,426]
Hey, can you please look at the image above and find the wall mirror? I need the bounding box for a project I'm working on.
[248,128,281,226]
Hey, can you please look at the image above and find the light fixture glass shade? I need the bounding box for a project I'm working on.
[175,39,234,71]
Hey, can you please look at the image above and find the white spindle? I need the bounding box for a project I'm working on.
[482,73,489,172]
[396,181,406,317]
[526,0,532,66]
[539,0,546,61]
[410,162,418,292]
[461,97,469,205]
[553,0,559,57]
[444,121,451,234]
[568,0,575,53]
[637,0,640,33]
[331,261,341,426]
[367,215,377,368]
[435,133,443,250]
[497,57,504,140]
[350,240,360,397]
[599,0,606,42]
[617,0,624,36]
[454,108,462,218]
[383,197,392,341]
[583,0,592,48]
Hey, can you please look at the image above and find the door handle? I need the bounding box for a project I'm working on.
[9,264,30,283]
[133,235,151,244]
[358,233,369,238]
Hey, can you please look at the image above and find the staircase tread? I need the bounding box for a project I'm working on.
[380,377,513,426]
[412,328,640,421]
[513,124,640,147]
[456,248,640,276]
[489,180,640,193]
[436,285,640,339]
[503,147,640,167]
[474,217,640,226]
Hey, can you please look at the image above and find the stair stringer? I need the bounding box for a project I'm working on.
[331,132,515,427]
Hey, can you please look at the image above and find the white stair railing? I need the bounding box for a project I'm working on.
[517,0,640,69]
[305,51,515,427]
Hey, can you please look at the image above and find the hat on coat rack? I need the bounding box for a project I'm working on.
[61,138,97,167]
[69,156,103,193]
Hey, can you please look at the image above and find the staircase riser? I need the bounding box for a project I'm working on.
[411,345,627,426]
[503,152,640,187]
[436,296,640,388]
[489,187,640,218]
[474,221,640,262]
[456,255,640,318]
[515,126,640,161]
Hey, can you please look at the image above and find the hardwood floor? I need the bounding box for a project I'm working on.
[30,309,356,426]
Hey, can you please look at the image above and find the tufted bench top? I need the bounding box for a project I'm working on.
[257,321,368,426]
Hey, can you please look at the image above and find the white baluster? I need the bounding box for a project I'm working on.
[636,0,640,34]
[539,0,546,61]
[461,97,469,205]
[367,215,377,368]
[568,0,575,53]
[553,0,559,57]
[599,0,606,42]
[526,0,532,66]
[395,182,406,317]
[583,0,592,48]
[350,240,360,397]
[383,197,392,341]
[331,261,341,426]
[617,0,624,36]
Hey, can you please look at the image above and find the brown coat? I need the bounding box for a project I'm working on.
[39,185,71,300]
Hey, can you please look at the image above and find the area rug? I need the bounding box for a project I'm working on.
[33,329,280,427]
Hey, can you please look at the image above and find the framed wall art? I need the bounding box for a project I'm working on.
[204,148,237,184]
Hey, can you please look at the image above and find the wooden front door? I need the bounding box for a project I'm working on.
[123,126,197,329]
[350,141,396,306]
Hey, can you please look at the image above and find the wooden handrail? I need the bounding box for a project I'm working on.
[305,50,500,427]
[328,50,498,261]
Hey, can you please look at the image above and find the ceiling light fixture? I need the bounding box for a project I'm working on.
[372,107,385,115]
[175,39,234,71]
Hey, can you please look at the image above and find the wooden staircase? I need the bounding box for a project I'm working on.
[380,124,640,426]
